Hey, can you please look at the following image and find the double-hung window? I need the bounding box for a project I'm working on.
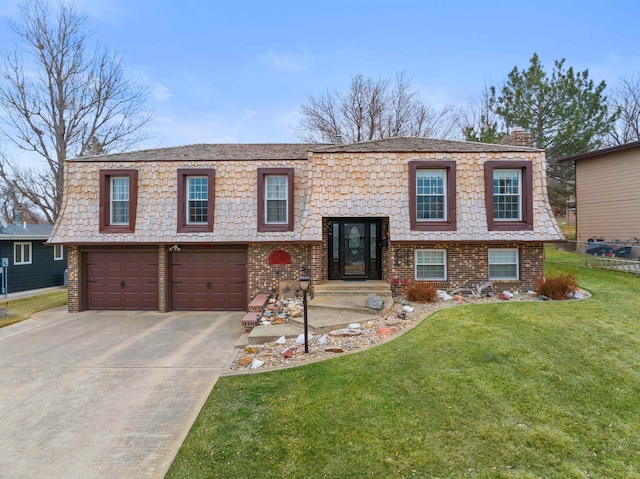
[257,168,294,232]
[484,161,533,231]
[415,249,447,281]
[14,242,32,265]
[54,244,64,261]
[99,170,138,233]
[409,161,456,231]
[177,169,215,233]
[488,248,519,280]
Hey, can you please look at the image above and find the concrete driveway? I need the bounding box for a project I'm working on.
[0,307,244,479]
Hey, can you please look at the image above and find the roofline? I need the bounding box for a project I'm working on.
[0,234,51,240]
[558,140,640,163]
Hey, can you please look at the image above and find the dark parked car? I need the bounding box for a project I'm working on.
[586,244,614,256]
[614,246,633,258]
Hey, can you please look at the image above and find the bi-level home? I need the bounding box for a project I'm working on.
[50,134,563,312]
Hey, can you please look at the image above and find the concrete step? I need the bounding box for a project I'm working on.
[308,294,393,315]
[313,280,391,294]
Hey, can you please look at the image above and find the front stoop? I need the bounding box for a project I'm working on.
[245,280,392,344]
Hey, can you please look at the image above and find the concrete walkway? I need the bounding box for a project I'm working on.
[0,307,245,479]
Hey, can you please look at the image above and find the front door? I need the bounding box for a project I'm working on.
[328,218,382,280]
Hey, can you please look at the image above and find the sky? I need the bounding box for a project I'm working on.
[1,0,639,158]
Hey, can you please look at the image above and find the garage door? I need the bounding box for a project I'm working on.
[85,251,159,310]
[171,249,247,311]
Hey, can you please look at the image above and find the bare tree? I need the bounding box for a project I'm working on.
[608,74,640,145]
[0,0,152,222]
[297,72,456,143]
[457,83,505,143]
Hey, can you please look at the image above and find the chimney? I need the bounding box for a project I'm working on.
[499,130,534,148]
[333,134,343,145]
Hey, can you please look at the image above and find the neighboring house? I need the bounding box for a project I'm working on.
[0,221,67,294]
[50,135,563,313]
[559,141,640,250]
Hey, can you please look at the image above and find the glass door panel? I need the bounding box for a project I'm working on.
[343,222,366,277]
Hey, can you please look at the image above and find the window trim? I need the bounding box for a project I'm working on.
[99,169,138,234]
[177,169,215,233]
[409,161,457,231]
[484,161,533,231]
[14,242,32,265]
[257,168,294,232]
[415,249,447,281]
[488,248,520,280]
[53,244,64,261]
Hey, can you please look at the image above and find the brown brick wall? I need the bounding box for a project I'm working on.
[387,242,544,297]
[67,245,80,313]
[158,245,168,313]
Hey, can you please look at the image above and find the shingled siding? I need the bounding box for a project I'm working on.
[387,242,544,297]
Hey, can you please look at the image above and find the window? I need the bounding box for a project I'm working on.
[99,170,138,233]
[257,168,294,232]
[54,244,64,261]
[14,242,32,265]
[484,161,533,231]
[177,169,215,233]
[409,161,456,231]
[488,248,519,280]
[415,249,447,281]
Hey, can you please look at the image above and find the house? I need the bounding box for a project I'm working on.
[559,141,640,253]
[50,135,563,313]
[0,220,67,294]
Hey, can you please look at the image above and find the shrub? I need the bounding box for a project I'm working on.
[404,282,439,303]
[534,273,579,300]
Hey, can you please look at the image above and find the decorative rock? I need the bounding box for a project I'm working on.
[437,290,453,301]
[365,294,385,310]
[502,290,514,298]
[244,345,263,354]
[329,328,362,337]
[325,347,345,353]
[377,327,395,336]
[239,356,252,367]
[263,311,272,318]
[527,291,537,295]
[497,292,510,300]
[295,334,305,345]
[573,290,584,299]
[402,305,414,313]
[250,359,264,369]
[348,323,362,329]
[539,295,551,301]
[397,310,407,319]
[318,334,328,346]
[364,320,375,328]
[275,335,286,345]
[281,347,295,358]
[401,299,410,306]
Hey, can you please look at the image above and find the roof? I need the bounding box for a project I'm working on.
[70,143,326,162]
[558,140,640,163]
[0,223,53,239]
[312,136,540,153]
[69,137,539,163]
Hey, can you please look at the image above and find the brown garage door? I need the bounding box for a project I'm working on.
[171,249,247,311]
[85,251,159,310]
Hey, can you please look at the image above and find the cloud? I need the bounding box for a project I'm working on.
[151,83,172,102]
[260,49,308,72]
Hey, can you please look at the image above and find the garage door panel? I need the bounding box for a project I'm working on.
[85,251,159,311]
[170,249,247,311]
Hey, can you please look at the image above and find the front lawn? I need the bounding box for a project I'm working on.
[0,289,68,328]
[167,253,640,479]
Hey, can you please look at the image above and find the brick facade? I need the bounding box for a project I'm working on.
[67,245,79,313]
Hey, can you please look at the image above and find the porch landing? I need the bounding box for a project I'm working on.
[245,280,393,344]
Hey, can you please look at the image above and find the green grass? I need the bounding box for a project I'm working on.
[0,290,68,328]
[168,253,640,478]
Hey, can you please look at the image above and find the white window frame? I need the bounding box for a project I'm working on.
[488,248,519,280]
[265,175,288,224]
[416,169,447,222]
[54,244,64,261]
[110,176,130,225]
[415,249,447,281]
[14,242,32,265]
[186,175,209,225]
[493,169,522,221]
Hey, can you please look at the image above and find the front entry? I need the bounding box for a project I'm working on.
[328,218,382,280]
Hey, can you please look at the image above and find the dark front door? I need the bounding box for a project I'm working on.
[328,218,382,280]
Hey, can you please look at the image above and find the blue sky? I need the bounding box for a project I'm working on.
[1,0,639,153]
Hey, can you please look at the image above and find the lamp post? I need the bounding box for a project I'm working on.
[299,274,311,353]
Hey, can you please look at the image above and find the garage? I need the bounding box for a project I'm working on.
[170,248,247,311]
[85,251,159,310]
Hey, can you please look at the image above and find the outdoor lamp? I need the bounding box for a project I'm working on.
[299,274,311,353]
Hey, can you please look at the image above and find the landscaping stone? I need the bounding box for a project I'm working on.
[325,347,345,353]
[244,345,263,354]
[329,328,362,337]
[539,295,550,301]
[281,347,294,358]
[377,327,395,336]
[497,292,510,300]
[365,294,385,310]
[402,305,414,313]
